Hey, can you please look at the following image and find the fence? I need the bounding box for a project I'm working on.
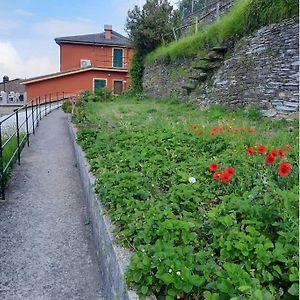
[0,91,77,201]
[167,0,235,41]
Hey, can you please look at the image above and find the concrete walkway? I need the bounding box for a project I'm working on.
[0,109,104,300]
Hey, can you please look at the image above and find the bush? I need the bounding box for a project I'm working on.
[94,87,111,101]
[61,100,73,113]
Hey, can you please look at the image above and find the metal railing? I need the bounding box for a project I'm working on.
[0,91,77,201]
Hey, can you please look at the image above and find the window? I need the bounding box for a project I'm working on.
[113,80,123,95]
[113,49,123,68]
[94,79,106,91]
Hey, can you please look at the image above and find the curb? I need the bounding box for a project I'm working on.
[68,118,155,300]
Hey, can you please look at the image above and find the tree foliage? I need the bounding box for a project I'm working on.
[126,0,180,54]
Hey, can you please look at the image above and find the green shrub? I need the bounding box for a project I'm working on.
[61,100,73,113]
[129,50,145,95]
[94,87,111,101]
[81,90,92,102]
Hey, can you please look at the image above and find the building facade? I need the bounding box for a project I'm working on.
[23,25,134,101]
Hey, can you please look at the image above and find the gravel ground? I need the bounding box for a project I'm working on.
[0,109,105,300]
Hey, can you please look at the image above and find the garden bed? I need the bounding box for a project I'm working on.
[73,96,299,299]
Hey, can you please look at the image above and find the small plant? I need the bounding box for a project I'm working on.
[61,100,73,113]
[95,87,111,101]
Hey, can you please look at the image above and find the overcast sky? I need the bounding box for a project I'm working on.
[0,0,178,80]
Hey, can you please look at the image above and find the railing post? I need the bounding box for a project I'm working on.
[16,110,21,165]
[31,101,35,134]
[216,1,220,20]
[45,95,47,116]
[39,96,42,120]
[50,93,52,112]
[25,105,29,147]
[36,98,39,127]
[0,123,5,200]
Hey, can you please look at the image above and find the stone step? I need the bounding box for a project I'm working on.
[188,73,207,82]
[182,84,196,91]
[198,56,223,62]
[192,62,221,71]
[209,46,228,54]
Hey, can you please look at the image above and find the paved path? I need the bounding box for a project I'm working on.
[0,109,104,300]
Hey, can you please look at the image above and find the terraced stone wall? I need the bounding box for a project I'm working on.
[143,19,299,119]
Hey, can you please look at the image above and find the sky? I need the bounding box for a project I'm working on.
[0,0,178,80]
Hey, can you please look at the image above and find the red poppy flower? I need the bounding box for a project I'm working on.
[210,131,216,136]
[221,172,231,183]
[196,129,203,135]
[246,147,255,155]
[211,127,217,131]
[240,128,247,132]
[219,125,224,130]
[278,149,286,157]
[209,162,218,171]
[191,125,198,130]
[265,155,275,165]
[284,144,293,150]
[257,144,267,154]
[213,172,222,180]
[277,161,291,177]
[269,149,278,157]
[233,128,239,134]
[249,128,255,133]
[180,292,185,300]
[225,167,235,177]
[227,128,231,133]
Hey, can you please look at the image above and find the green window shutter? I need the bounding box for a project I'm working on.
[113,49,123,68]
[94,79,106,91]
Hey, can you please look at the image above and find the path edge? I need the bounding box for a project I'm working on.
[68,117,155,300]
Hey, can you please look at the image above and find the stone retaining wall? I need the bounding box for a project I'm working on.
[143,19,299,119]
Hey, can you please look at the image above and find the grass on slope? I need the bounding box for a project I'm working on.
[146,0,299,64]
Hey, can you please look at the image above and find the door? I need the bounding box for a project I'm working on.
[113,81,123,95]
[94,79,106,91]
[113,49,123,68]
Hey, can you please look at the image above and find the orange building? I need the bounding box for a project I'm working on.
[23,25,134,101]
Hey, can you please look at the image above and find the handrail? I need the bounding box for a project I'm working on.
[0,91,79,201]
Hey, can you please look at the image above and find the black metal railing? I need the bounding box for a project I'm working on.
[0,91,77,201]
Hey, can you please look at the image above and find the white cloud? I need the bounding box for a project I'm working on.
[15,9,34,16]
[76,17,92,23]
[32,19,100,37]
[0,41,57,79]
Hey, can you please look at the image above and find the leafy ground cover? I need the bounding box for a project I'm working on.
[73,97,299,299]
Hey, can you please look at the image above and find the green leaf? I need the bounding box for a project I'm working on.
[160,273,174,284]
[189,275,205,287]
[254,289,264,300]
[140,285,148,295]
[288,283,299,296]
[238,285,251,292]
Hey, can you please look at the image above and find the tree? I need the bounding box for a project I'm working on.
[126,0,180,54]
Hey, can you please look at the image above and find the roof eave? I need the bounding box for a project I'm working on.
[22,67,129,85]
[55,39,132,48]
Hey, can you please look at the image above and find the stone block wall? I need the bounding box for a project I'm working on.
[143,19,299,119]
